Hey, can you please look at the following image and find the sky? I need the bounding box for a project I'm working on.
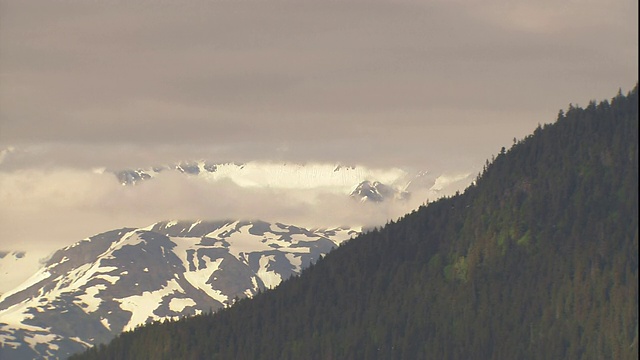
[0,0,638,264]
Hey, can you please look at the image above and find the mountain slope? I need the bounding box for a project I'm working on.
[0,221,356,359]
[0,251,45,296]
[70,85,638,359]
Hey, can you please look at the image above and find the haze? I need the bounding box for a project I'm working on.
[0,0,637,268]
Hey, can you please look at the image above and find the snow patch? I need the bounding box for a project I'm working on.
[75,284,107,313]
[256,255,282,289]
[69,336,92,348]
[0,269,51,302]
[224,224,278,258]
[95,274,120,285]
[285,253,303,272]
[431,173,472,192]
[0,331,22,348]
[169,298,196,312]
[100,317,111,331]
[23,333,58,351]
[187,220,202,233]
[0,302,38,328]
[116,279,184,332]
[166,220,178,228]
[170,236,231,304]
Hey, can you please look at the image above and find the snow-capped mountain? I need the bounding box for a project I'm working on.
[350,180,409,202]
[109,161,473,205]
[111,161,417,196]
[0,220,358,360]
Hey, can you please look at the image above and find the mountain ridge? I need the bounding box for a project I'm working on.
[0,220,358,359]
[109,160,471,201]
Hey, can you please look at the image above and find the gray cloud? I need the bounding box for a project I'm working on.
[1,1,636,165]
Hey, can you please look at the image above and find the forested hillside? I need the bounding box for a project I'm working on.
[71,86,638,360]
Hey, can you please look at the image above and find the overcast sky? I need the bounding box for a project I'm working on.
[0,0,637,259]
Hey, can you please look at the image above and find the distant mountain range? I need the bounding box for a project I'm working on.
[108,161,470,202]
[0,220,357,359]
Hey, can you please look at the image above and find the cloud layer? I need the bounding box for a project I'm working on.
[1,0,637,169]
[0,165,471,257]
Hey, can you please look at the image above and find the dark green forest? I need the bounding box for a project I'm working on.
[71,86,638,360]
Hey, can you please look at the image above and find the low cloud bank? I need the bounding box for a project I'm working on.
[0,165,473,258]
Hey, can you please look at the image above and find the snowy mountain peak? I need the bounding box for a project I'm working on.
[0,220,358,359]
[350,180,409,202]
[112,161,410,191]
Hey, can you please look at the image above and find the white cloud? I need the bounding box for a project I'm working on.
[0,147,15,165]
[0,164,473,257]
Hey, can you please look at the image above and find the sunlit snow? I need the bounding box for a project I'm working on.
[165,236,231,304]
[285,253,303,272]
[100,317,111,331]
[116,279,184,332]
[256,255,282,289]
[75,284,107,313]
[0,219,359,357]
[168,297,197,312]
[23,333,59,351]
[0,269,51,302]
